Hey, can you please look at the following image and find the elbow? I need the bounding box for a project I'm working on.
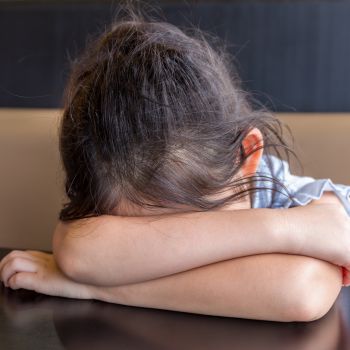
[52,215,122,285]
[283,258,342,322]
[52,219,93,282]
[52,228,81,281]
[290,294,335,323]
[54,241,83,282]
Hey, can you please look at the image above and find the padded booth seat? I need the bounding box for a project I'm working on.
[0,109,349,250]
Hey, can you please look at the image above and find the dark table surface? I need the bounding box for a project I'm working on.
[1,247,350,350]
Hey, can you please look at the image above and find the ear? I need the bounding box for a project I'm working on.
[240,127,264,176]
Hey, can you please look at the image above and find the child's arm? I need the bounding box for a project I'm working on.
[91,253,342,322]
[0,250,342,322]
[53,193,350,286]
[52,208,290,286]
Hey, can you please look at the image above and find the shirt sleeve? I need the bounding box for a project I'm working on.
[253,154,350,216]
[286,178,350,216]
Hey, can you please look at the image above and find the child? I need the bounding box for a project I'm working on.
[1,7,350,322]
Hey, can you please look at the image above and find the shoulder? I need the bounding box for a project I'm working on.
[252,154,350,214]
[252,154,299,209]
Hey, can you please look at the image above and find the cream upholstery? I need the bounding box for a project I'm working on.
[0,109,349,250]
[0,109,63,250]
[278,114,350,185]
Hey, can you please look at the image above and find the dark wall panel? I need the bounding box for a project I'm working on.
[1,1,350,111]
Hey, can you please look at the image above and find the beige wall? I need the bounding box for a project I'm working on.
[278,113,350,185]
[0,109,349,251]
[0,109,63,251]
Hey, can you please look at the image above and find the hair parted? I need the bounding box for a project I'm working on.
[58,1,296,221]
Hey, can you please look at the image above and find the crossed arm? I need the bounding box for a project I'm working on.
[88,253,342,322]
[49,193,346,322]
[0,194,346,322]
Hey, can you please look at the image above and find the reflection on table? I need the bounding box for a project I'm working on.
[1,276,350,349]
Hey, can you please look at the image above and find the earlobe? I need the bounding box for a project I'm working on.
[241,128,264,176]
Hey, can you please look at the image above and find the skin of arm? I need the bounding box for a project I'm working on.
[0,193,344,322]
[0,250,342,322]
[90,253,342,322]
[52,192,350,287]
[52,208,293,286]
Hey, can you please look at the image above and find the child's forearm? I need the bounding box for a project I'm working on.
[0,249,341,322]
[53,208,289,286]
[53,194,349,287]
[90,253,342,322]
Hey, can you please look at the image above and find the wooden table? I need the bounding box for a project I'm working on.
[1,248,350,349]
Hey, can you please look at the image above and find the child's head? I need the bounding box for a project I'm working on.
[58,7,291,221]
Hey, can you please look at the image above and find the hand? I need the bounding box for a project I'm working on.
[0,250,94,299]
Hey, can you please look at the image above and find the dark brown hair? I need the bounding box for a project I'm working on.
[58,4,294,221]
